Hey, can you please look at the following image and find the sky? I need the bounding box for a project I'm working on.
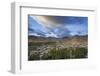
[28,15,88,38]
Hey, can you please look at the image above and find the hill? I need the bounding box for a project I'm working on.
[28,35,88,60]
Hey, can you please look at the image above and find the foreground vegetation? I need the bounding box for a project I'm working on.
[28,36,88,60]
[29,47,87,60]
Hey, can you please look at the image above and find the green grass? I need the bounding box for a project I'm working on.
[28,52,40,60]
[28,47,88,60]
[41,47,87,60]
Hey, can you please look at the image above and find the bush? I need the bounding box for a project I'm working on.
[73,48,87,58]
[28,47,88,60]
[41,47,87,60]
[28,52,40,60]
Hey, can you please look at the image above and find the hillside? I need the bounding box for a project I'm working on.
[28,35,88,60]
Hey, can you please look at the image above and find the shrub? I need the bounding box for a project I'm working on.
[28,52,40,60]
[73,47,87,58]
[41,47,87,60]
[28,47,88,60]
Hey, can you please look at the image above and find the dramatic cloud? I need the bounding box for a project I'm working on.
[30,15,61,28]
[28,15,88,38]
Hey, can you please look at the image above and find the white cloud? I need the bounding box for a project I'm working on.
[45,32,58,38]
[29,33,41,37]
[29,15,72,38]
[30,15,60,28]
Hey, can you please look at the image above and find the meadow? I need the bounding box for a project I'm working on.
[28,36,88,60]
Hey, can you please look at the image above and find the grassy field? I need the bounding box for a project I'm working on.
[29,47,87,60]
[28,39,88,60]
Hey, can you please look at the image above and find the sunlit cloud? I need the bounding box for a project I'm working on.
[28,15,88,38]
[30,15,61,28]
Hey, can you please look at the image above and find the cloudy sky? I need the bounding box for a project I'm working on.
[28,15,88,38]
